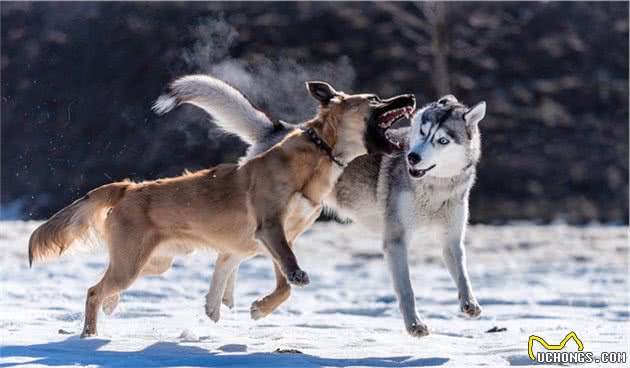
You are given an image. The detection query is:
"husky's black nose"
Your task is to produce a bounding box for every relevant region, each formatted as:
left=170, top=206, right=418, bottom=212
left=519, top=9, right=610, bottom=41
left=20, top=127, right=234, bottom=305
left=407, top=152, right=421, bottom=165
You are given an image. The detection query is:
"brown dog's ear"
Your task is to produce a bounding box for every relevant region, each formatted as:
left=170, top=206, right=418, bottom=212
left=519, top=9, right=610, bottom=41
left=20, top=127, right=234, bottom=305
left=306, top=81, right=337, bottom=105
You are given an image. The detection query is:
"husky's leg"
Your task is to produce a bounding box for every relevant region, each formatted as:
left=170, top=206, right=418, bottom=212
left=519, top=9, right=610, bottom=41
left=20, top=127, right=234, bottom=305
left=442, top=208, right=482, bottom=318
left=383, top=220, right=430, bottom=337
left=102, top=256, right=174, bottom=315
left=205, top=253, right=244, bottom=322
left=222, top=267, right=238, bottom=309
left=250, top=262, right=291, bottom=320
left=255, top=218, right=308, bottom=286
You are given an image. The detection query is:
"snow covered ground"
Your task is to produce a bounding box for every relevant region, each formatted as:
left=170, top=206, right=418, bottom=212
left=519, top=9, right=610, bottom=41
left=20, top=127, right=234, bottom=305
left=1, top=221, right=628, bottom=367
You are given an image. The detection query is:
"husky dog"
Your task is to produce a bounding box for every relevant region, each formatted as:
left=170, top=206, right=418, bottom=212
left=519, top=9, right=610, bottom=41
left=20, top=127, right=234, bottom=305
left=203, top=92, right=485, bottom=337
left=330, top=95, right=486, bottom=336
left=28, top=75, right=415, bottom=337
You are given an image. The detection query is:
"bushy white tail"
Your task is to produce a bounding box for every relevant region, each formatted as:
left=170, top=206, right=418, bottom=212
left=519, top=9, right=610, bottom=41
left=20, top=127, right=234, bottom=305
left=153, top=75, right=274, bottom=145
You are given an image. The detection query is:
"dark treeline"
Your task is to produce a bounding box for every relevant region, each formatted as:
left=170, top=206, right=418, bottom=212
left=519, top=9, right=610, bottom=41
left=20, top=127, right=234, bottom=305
left=1, top=2, right=628, bottom=223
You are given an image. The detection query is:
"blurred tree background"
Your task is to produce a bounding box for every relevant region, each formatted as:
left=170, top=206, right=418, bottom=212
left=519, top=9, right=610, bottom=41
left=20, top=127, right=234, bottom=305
left=1, top=1, right=628, bottom=224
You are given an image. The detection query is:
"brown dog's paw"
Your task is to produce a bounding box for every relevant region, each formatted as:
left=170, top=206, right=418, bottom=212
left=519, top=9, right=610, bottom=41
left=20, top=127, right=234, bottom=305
left=287, top=270, right=310, bottom=287
left=461, top=299, right=482, bottom=318
left=407, top=321, right=431, bottom=337
left=80, top=328, right=97, bottom=339
left=102, top=294, right=119, bottom=315
left=250, top=300, right=267, bottom=320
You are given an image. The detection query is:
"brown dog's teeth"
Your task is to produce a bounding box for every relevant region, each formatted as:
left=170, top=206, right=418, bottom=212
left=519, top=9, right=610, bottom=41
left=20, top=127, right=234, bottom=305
left=380, top=107, right=415, bottom=127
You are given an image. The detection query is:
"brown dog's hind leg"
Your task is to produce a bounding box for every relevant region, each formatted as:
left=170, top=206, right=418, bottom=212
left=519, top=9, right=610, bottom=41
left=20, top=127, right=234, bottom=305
left=81, top=233, right=157, bottom=338
left=81, top=265, right=141, bottom=338
left=141, top=256, right=174, bottom=276
left=255, top=219, right=308, bottom=287
left=222, top=266, right=238, bottom=309
left=101, top=256, right=173, bottom=315
left=250, top=262, right=291, bottom=320
left=101, top=294, right=120, bottom=316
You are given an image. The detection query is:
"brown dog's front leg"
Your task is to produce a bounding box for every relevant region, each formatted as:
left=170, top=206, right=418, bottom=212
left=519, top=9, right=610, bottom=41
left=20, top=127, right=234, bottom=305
left=250, top=263, right=291, bottom=319
left=255, top=219, right=309, bottom=287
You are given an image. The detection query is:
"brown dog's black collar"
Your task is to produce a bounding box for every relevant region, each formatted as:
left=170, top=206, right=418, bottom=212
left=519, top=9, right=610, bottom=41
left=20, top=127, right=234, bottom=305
left=302, top=127, right=346, bottom=168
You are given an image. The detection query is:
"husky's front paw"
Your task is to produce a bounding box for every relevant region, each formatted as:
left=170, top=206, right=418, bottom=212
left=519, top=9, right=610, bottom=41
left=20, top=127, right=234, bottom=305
left=222, top=294, right=234, bottom=309
left=460, top=298, right=482, bottom=318
left=205, top=302, right=221, bottom=322
left=287, top=270, right=310, bottom=287
left=406, top=321, right=431, bottom=337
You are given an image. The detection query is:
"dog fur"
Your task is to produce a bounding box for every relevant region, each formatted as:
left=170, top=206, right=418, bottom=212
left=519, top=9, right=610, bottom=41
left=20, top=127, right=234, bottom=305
left=207, top=93, right=486, bottom=337
left=28, top=75, right=415, bottom=337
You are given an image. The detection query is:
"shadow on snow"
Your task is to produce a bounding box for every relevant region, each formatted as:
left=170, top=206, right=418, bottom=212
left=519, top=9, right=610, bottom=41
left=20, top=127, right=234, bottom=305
left=0, top=336, right=449, bottom=367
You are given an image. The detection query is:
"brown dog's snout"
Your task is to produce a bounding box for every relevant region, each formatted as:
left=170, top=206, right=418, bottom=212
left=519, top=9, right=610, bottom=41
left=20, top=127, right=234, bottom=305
left=381, top=94, right=416, bottom=110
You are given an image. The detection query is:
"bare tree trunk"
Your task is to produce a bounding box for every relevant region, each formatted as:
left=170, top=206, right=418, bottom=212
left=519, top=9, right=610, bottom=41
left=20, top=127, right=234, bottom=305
left=375, top=1, right=452, bottom=97
left=425, top=2, right=450, bottom=96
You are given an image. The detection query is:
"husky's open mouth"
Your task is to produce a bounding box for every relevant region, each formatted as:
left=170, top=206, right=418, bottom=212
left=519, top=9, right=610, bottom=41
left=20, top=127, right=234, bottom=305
left=371, top=95, right=416, bottom=151
left=409, top=164, right=436, bottom=179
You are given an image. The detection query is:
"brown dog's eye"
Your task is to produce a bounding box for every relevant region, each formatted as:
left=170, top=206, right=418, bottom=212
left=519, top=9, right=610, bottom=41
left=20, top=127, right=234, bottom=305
left=367, top=96, right=380, bottom=102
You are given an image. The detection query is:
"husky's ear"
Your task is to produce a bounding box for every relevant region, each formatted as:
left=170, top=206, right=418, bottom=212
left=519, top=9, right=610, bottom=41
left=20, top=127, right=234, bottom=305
left=306, top=81, right=337, bottom=105
left=463, top=101, right=486, bottom=126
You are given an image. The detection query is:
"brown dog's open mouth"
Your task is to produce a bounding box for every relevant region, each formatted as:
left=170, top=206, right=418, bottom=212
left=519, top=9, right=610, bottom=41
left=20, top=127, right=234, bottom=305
left=373, top=94, right=416, bottom=150
left=376, top=95, right=416, bottom=129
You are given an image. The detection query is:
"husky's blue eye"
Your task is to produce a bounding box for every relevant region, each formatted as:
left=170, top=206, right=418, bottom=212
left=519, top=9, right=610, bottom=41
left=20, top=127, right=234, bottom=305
left=438, top=137, right=450, bottom=145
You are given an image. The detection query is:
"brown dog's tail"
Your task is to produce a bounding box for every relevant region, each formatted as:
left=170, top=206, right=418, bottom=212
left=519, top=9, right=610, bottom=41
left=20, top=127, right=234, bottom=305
left=28, top=182, right=129, bottom=267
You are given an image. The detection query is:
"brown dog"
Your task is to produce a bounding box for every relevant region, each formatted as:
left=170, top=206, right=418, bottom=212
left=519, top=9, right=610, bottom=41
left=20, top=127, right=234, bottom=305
left=28, top=76, right=415, bottom=337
